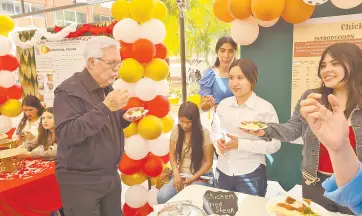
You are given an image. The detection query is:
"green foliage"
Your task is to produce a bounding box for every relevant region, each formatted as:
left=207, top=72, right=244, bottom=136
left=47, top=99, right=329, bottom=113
left=163, top=0, right=231, bottom=64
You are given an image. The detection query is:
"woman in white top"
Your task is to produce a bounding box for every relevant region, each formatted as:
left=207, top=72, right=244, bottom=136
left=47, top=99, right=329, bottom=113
left=15, top=95, right=44, bottom=147
left=19, top=107, right=57, bottom=160
left=211, top=59, right=281, bottom=196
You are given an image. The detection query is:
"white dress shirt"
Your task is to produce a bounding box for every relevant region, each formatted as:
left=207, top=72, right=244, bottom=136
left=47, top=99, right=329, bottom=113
left=211, top=92, right=281, bottom=176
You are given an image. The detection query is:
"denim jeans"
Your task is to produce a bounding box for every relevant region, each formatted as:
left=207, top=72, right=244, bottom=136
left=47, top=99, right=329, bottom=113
left=157, top=172, right=214, bottom=204
left=215, top=165, right=267, bottom=197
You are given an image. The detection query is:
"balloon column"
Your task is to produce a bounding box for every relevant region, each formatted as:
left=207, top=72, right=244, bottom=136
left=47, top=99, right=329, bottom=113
left=0, top=15, right=23, bottom=138
left=111, top=0, right=172, bottom=215
left=213, top=0, right=362, bottom=46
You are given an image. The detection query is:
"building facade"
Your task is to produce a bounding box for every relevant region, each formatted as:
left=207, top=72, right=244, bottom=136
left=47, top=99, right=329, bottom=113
left=0, top=0, right=112, bottom=29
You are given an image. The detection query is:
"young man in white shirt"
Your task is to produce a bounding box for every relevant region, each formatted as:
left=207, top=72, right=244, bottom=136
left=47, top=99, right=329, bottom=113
left=211, top=59, right=281, bottom=196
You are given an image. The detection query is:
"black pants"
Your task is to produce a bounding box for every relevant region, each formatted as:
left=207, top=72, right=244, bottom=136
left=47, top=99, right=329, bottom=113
left=215, top=165, right=267, bottom=197
left=59, top=175, right=122, bottom=216
left=302, top=172, right=355, bottom=215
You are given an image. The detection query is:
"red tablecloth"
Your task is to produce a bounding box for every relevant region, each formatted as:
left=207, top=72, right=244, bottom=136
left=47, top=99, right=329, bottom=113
left=0, top=159, right=62, bottom=216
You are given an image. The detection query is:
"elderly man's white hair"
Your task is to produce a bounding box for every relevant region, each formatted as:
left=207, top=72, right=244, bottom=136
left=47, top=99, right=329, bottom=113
left=84, top=36, right=120, bottom=67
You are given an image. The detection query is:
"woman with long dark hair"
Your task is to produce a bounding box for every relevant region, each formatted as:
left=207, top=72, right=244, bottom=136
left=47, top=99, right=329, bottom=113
left=157, top=102, right=214, bottom=204
left=243, top=42, right=362, bottom=215
left=18, top=107, right=57, bottom=160
left=15, top=95, right=44, bottom=147
left=199, top=36, right=238, bottom=111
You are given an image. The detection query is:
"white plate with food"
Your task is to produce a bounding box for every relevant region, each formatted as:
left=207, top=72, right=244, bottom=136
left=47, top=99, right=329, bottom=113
left=239, top=121, right=268, bottom=131
left=266, top=196, right=330, bottom=216
left=127, top=109, right=149, bottom=118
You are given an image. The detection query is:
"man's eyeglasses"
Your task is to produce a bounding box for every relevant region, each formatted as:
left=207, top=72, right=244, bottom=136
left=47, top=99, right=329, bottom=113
left=96, top=58, right=122, bottom=70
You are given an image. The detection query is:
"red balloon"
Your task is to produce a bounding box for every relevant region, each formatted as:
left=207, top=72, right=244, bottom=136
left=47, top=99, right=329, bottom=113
left=136, top=203, right=153, bottom=216
left=6, top=85, right=22, bottom=100
left=159, top=153, right=170, bottom=164
left=155, top=43, right=168, bottom=60
left=119, top=153, right=147, bottom=175
left=6, top=128, right=16, bottom=139
left=123, top=203, right=139, bottom=216
left=120, top=41, right=134, bottom=60
left=123, top=97, right=145, bottom=111
left=0, top=55, right=19, bottom=71
left=133, top=39, right=155, bottom=64
left=0, top=87, right=8, bottom=105
left=142, top=154, right=163, bottom=177
left=145, top=95, right=170, bottom=118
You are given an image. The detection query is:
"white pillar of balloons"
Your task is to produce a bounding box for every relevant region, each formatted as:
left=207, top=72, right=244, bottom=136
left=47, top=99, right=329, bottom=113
left=0, top=15, right=24, bottom=138
left=110, top=0, right=174, bottom=215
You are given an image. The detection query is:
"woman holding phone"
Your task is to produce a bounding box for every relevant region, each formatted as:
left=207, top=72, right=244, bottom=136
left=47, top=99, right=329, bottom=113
left=15, top=95, right=44, bottom=148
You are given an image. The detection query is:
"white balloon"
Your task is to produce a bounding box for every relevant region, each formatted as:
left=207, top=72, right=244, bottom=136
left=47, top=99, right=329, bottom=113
left=113, top=18, right=140, bottom=43
left=331, top=0, right=362, bottom=8
left=112, top=78, right=136, bottom=97
left=125, top=185, right=148, bottom=208
left=255, top=17, right=279, bottom=28
left=140, top=19, right=166, bottom=44
left=155, top=80, right=169, bottom=97
left=124, top=135, right=149, bottom=160
left=231, top=17, right=259, bottom=46
left=303, top=0, right=329, bottom=5
left=0, top=71, right=16, bottom=88
left=0, top=115, right=12, bottom=133
left=149, top=133, right=170, bottom=156
left=0, top=36, right=12, bottom=56
left=135, top=78, right=157, bottom=101
left=147, top=187, right=159, bottom=207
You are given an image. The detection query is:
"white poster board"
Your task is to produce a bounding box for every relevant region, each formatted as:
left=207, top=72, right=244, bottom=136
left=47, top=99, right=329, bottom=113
left=34, top=36, right=93, bottom=106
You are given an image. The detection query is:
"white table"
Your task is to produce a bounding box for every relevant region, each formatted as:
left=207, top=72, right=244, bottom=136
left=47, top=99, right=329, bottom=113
left=157, top=185, right=351, bottom=216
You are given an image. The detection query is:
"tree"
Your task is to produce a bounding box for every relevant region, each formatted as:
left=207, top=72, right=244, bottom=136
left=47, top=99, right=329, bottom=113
left=163, top=0, right=231, bottom=65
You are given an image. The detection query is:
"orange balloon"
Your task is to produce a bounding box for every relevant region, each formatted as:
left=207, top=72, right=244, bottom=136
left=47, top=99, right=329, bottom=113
left=228, top=0, right=252, bottom=20
left=251, top=0, right=285, bottom=21
left=281, top=0, right=315, bottom=24
left=133, top=39, right=155, bottom=64
left=122, top=97, right=145, bottom=111
left=213, top=0, right=235, bottom=23
left=142, top=154, right=163, bottom=177
left=119, top=153, right=146, bottom=175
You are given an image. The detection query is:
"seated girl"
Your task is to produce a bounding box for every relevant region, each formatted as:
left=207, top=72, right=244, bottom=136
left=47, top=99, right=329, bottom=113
left=18, top=107, right=57, bottom=160
left=15, top=95, right=44, bottom=148
left=157, top=102, right=214, bottom=204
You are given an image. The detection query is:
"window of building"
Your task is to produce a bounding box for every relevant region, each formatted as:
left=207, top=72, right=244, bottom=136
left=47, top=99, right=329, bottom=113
left=93, top=14, right=111, bottom=22
left=54, top=10, right=88, bottom=26
left=30, top=4, right=45, bottom=18
left=0, top=0, right=45, bottom=18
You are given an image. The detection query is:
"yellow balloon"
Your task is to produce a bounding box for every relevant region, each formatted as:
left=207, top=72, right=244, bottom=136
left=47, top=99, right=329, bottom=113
left=151, top=176, right=159, bottom=186
left=153, top=1, right=168, bottom=20
left=121, top=172, right=147, bottom=186
left=138, top=115, right=163, bottom=140
left=130, top=0, right=156, bottom=23
left=161, top=114, right=174, bottom=133
left=0, top=32, right=8, bottom=37
left=0, top=15, right=15, bottom=33
left=1, top=99, right=22, bottom=117
left=187, top=94, right=201, bottom=109
left=118, top=58, right=144, bottom=83
left=144, top=58, right=169, bottom=81
left=111, top=0, right=131, bottom=21
left=123, top=122, right=138, bottom=138
left=168, top=96, right=180, bottom=105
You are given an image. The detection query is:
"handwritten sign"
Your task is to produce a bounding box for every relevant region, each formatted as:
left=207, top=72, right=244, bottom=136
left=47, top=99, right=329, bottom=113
left=203, top=190, right=238, bottom=216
